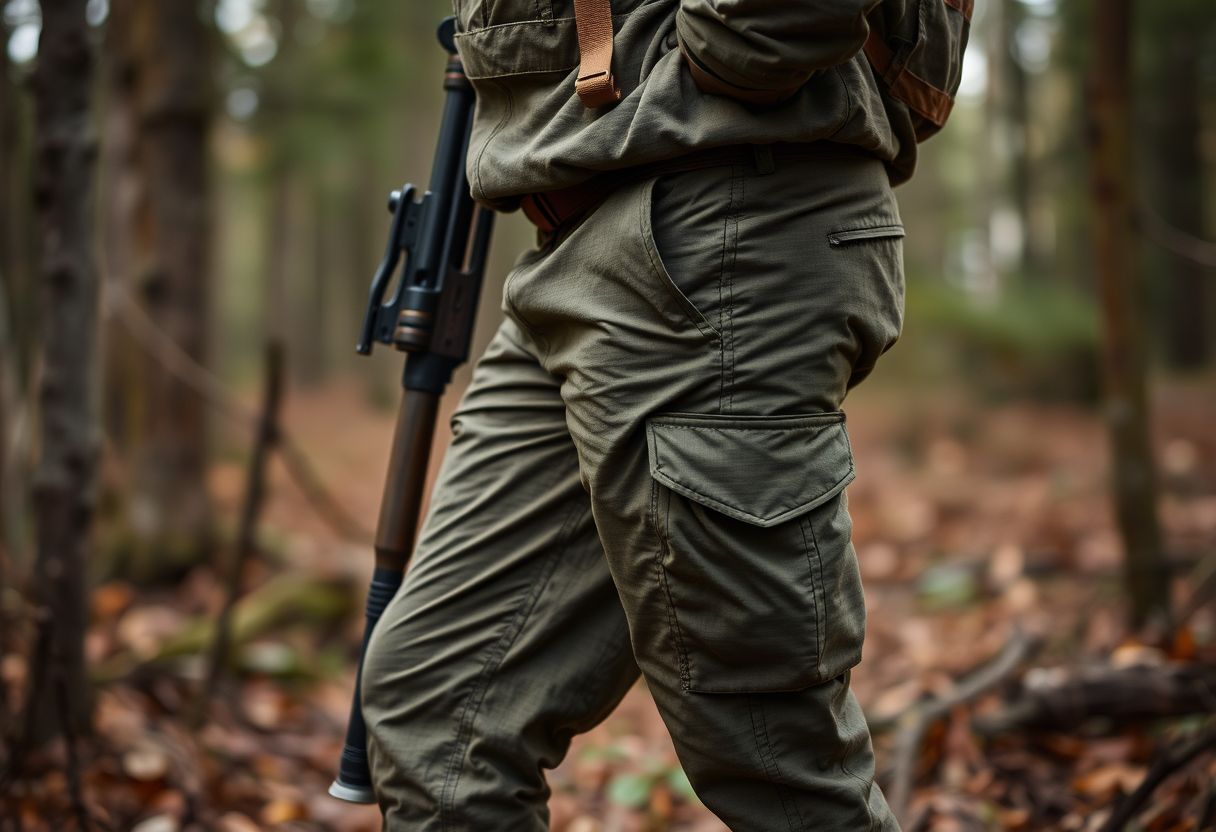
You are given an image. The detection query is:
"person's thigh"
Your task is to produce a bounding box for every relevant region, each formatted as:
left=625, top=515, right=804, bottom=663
left=505, top=150, right=903, bottom=831
left=361, top=319, right=640, bottom=831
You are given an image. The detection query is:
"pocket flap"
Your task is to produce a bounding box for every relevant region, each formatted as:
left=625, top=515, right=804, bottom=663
left=645, top=412, right=855, bottom=528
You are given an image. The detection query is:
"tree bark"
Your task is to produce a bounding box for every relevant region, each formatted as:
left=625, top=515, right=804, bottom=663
left=1085, top=0, right=1170, bottom=628
left=28, top=0, right=99, bottom=743
left=105, top=0, right=215, bottom=582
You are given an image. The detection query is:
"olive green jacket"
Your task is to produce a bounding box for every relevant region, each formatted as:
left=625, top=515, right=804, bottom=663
left=452, top=0, right=918, bottom=205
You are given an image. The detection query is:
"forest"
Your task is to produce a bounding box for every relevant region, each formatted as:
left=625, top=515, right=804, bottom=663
left=1, top=0, right=1215, bottom=830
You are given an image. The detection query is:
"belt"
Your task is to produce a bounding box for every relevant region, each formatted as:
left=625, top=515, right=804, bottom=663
left=519, top=142, right=867, bottom=235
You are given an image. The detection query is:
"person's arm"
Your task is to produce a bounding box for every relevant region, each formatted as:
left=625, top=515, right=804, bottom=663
left=677, top=0, right=881, bottom=104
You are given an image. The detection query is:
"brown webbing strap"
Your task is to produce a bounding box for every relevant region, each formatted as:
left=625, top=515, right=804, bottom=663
left=573, top=0, right=621, bottom=108
left=863, top=29, right=953, bottom=128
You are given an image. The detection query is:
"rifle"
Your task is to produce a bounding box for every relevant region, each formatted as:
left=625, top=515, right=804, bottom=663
left=329, top=16, right=494, bottom=804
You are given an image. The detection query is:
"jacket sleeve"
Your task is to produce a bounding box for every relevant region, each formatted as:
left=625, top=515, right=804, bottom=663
left=676, top=0, right=881, bottom=104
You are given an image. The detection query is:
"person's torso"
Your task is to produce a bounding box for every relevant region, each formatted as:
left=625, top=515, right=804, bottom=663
left=452, top=0, right=918, bottom=206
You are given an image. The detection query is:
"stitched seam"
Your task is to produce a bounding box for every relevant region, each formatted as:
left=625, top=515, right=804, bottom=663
left=827, top=64, right=853, bottom=141
left=437, top=499, right=581, bottom=827
left=456, top=11, right=630, bottom=36
left=473, top=79, right=513, bottom=204
left=502, top=261, right=554, bottom=362
left=656, top=470, right=851, bottom=526
left=723, top=166, right=742, bottom=414
left=650, top=424, right=845, bottom=433
left=800, top=517, right=825, bottom=677
left=650, top=477, right=692, bottom=690
left=748, top=696, right=805, bottom=832
left=839, top=758, right=879, bottom=832
left=641, top=180, right=721, bottom=342
left=760, top=703, right=807, bottom=831
left=717, top=173, right=730, bottom=413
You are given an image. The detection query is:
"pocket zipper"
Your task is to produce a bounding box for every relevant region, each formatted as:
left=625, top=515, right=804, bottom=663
left=827, top=225, right=906, bottom=246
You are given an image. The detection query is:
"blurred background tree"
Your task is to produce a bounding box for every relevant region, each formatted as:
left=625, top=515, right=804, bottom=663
left=100, top=0, right=216, bottom=583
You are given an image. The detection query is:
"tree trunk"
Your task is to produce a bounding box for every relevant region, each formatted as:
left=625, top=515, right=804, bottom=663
left=1003, top=0, right=1041, bottom=277
left=0, top=267, right=25, bottom=577
left=106, top=0, right=215, bottom=582
left=0, top=34, right=19, bottom=574
left=2, top=18, right=38, bottom=386
left=99, top=0, right=140, bottom=456
left=1085, top=0, right=1170, bottom=628
left=28, top=0, right=99, bottom=743
left=1156, top=29, right=1208, bottom=370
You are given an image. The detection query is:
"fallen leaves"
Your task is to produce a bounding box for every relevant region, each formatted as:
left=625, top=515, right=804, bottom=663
left=2, top=382, right=1214, bottom=830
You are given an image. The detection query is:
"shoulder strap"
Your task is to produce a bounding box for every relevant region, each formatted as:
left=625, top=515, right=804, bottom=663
left=573, top=0, right=621, bottom=108
left=863, top=0, right=974, bottom=130
left=863, top=30, right=954, bottom=129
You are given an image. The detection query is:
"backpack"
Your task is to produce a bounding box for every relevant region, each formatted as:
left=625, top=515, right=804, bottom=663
left=864, top=0, right=973, bottom=141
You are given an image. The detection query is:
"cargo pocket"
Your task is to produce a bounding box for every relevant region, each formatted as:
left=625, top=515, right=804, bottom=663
left=646, top=412, right=867, bottom=694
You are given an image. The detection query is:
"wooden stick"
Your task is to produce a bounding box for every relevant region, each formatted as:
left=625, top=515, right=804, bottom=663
left=972, top=663, right=1216, bottom=736
left=1100, top=728, right=1216, bottom=832
left=882, top=628, right=1043, bottom=822
left=193, top=342, right=284, bottom=726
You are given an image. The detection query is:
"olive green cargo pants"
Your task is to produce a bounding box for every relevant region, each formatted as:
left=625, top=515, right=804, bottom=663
left=362, top=149, right=905, bottom=831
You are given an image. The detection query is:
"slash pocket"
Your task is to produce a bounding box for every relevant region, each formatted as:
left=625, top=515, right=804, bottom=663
left=827, top=224, right=905, bottom=247
left=646, top=412, right=867, bottom=693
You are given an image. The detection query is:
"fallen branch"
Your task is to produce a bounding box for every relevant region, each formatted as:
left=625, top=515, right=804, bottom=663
left=1176, top=550, right=1216, bottom=630
left=880, top=628, right=1043, bottom=822
left=194, top=342, right=283, bottom=727
left=972, top=662, right=1216, bottom=736
left=1100, top=727, right=1216, bottom=832
left=107, top=289, right=372, bottom=544
left=93, top=573, right=355, bottom=684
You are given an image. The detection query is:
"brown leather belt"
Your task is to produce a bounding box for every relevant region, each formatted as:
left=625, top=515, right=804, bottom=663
left=519, top=143, right=869, bottom=235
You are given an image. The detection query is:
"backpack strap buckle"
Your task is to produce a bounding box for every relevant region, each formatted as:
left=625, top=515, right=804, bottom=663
left=573, top=0, right=621, bottom=108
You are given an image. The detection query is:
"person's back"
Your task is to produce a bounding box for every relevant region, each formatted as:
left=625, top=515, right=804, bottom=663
left=361, top=2, right=967, bottom=829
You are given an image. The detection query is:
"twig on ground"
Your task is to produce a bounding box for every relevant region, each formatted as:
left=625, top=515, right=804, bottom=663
left=972, top=662, right=1216, bottom=736
left=881, top=627, right=1043, bottom=822
left=1100, top=727, right=1216, bottom=832
left=1176, top=550, right=1216, bottom=630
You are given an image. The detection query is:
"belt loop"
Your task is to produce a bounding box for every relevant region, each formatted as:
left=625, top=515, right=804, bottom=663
left=752, top=145, right=775, bottom=175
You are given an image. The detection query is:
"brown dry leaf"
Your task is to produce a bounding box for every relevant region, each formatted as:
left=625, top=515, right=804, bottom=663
left=123, top=743, right=169, bottom=782
left=261, top=797, right=308, bottom=825
left=1072, top=763, right=1146, bottom=798
left=649, top=784, right=673, bottom=819
left=998, top=806, right=1032, bottom=830
left=93, top=581, right=136, bottom=620
left=217, top=813, right=261, bottom=832
left=244, top=682, right=288, bottom=730
left=116, top=605, right=186, bottom=659
left=1168, top=627, right=1197, bottom=662
left=1111, top=642, right=1167, bottom=668
left=1, top=651, right=27, bottom=689
left=130, top=815, right=179, bottom=832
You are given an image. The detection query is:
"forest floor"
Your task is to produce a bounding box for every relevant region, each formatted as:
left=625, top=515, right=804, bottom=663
left=2, top=375, right=1215, bottom=832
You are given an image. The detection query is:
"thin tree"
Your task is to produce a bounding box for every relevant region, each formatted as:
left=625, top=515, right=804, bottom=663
left=27, top=0, right=98, bottom=743
left=1085, top=0, right=1170, bottom=627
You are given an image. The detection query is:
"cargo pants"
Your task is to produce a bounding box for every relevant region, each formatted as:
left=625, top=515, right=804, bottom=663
left=362, top=148, right=905, bottom=831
